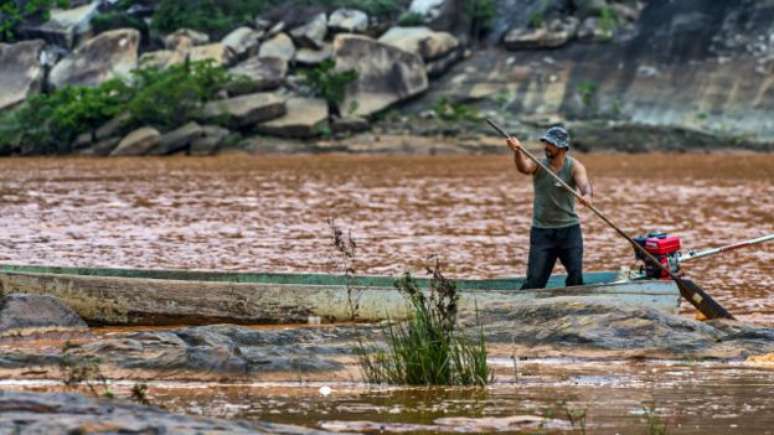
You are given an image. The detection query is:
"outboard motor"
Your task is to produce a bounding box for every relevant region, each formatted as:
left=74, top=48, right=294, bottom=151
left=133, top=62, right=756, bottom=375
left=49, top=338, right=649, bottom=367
left=633, top=232, right=682, bottom=279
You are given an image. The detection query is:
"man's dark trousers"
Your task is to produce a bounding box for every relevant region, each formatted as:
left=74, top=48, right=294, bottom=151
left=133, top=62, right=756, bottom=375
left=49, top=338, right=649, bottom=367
left=520, top=224, right=584, bottom=289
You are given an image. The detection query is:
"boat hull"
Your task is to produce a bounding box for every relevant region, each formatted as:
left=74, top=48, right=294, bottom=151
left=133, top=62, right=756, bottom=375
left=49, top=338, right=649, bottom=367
left=0, top=265, right=681, bottom=325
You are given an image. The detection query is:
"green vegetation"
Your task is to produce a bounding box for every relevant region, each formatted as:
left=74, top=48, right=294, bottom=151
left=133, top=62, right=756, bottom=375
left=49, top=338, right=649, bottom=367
left=0, top=0, right=69, bottom=41
left=528, top=10, right=544, bottom=28
left=465, top=0, right=495, bottom=39
left=433, top=97, right=481, bottom=122
left=92, top=11, right=147, bottom=35
left=576, top=80, right=598, bottom=111
left=598, top=5, right=619, bottom=38
left=642, top=401, right=668, bottom=435
left=151, top=0, right=405, bottom=36
left=301, top=59, right=358, bottom=113
left=357, top=263, right=490, bottom=386
left=0, top=60, right=235, bottom=154
left=398, top=11, right=424, bottom=26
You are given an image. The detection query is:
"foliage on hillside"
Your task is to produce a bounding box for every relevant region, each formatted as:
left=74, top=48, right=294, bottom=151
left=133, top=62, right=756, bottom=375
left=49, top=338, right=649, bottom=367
left=0, top=60, right=234, bottom=155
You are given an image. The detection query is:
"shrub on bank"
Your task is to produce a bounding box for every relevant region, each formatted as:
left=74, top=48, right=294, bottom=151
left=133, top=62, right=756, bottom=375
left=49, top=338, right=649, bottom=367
left=301, top=59, right=358, bottom=114
left=0, top=60, right=236, bottom=155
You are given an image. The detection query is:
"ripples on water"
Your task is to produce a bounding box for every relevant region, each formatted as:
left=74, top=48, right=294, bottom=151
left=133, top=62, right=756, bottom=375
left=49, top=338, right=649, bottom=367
left=0, top=154, right=771, bottom=323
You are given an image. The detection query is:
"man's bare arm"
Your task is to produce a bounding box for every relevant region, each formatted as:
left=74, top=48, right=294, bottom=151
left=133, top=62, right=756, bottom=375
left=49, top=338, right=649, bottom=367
left=572, top=160, right=593, bottom=207
left=506, top=137, right=537, bottom=175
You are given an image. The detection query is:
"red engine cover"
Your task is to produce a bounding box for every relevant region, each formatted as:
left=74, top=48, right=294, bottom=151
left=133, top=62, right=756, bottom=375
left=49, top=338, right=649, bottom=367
left=645, top=235, right=681, bottom=255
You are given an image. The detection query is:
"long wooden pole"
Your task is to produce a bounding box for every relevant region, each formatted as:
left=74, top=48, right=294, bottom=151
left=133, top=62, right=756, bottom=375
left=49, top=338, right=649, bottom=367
left=486, top=119, right=734, bottom=320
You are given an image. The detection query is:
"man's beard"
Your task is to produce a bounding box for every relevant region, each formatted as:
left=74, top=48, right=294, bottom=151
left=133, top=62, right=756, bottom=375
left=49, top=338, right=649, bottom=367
left=544, top=149, right=555, bottom=160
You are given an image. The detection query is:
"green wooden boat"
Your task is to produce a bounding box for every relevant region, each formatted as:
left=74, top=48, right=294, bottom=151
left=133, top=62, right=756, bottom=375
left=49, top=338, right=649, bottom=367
left=0, top=264, right=681, bottom=326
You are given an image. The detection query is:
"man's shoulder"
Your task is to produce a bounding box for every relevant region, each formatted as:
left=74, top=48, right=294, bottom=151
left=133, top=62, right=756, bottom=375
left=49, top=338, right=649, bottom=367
left=570, top=156, right=586, bottom=172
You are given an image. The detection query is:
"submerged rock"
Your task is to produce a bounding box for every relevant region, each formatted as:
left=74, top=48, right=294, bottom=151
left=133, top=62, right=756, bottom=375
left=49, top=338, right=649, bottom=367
left=0, top=294, right=87, bottom=338
left=0, top=391, right=335, bottom=434
left=476, top=301, right=774, bottom=359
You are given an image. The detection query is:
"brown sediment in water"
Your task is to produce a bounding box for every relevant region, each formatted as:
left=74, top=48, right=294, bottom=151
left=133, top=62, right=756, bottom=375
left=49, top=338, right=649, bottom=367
left=0, top=153, right=771, bottom=324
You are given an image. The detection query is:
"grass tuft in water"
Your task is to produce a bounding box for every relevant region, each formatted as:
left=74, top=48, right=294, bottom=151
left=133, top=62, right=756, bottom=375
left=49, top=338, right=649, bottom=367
left=358, top=259, right=490, bottom=386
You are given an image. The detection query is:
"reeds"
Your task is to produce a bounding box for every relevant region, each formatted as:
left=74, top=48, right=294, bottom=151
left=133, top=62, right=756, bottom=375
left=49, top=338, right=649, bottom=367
left=358, top=260, right=490, bottom=386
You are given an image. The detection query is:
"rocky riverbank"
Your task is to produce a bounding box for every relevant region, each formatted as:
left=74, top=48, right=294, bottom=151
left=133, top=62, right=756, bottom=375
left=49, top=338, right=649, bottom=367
left=1, top=0, right=773, bottom=156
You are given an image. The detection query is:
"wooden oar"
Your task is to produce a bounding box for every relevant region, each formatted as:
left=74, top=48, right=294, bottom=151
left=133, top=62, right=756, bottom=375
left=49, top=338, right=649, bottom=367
left=486, top=118, right=734, bottom=320
left=679, top=233, right=774, bottom=263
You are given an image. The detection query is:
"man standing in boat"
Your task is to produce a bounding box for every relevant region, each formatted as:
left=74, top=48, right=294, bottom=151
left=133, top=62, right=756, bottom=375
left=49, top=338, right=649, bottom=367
left=506, top=126, right=593, bottom=289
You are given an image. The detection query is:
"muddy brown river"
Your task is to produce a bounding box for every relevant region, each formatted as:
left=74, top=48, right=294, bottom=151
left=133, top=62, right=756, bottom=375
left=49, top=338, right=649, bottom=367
left=0, top=152, right=773, bottom=434
left=1, top=153, right=771, bottom=322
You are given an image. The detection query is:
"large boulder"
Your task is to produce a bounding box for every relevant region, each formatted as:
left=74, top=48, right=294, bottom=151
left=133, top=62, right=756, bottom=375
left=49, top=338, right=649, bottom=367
left=138, top=49, right=186, bottom=69
left=0, top=294, right=87, bottom=338
left=188, top=43, right=236, bottom=66
left=257, top=97, right=329, bottom=138
left=110, top=127, right=161, bottom=156
left=228, top=56, right=288, bottom=92
left=328, top=8, right=369, bottom=33
left=18, top=2, right=100, bottom=49
left=190, top=125, right=232, bottom=156
left=201, top=92, right=286, bottom=128
left=503, top=17, right=579, bottom=49
left=0, top=40, right=46, bottom=112
left=163, top=28, right=210, bottom=51
left=149, top=122, right=205, bottom=155
left=289, top=12, right=328, bottom=49
left=258, top=33, right=295, bottom=62
left=378, top=26, right=460, bottom=61
left=333, top=34, right=428, bottom=117
left=294, top=44, right=332, bottom=66
left=222, top=26, right=263, bottom=59
left=49, top=28, right=139, bottom=88
left=409, top=0, right=470, bottom=38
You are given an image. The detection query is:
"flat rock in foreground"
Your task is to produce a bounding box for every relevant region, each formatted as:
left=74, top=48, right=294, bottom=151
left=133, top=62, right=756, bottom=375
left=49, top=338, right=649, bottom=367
left=0, top=391, right=337, bottom=434
left=0, top=294, right=87, bottom=338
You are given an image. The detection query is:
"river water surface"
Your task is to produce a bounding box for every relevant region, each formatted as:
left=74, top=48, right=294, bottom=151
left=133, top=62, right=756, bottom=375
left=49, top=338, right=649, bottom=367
left=1, top=153, right=773, bottom=434
left=1, top=153, right=771, bottom=322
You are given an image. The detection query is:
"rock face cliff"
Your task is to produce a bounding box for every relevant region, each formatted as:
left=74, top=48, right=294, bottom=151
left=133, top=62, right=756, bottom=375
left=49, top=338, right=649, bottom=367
left=409, top=0, right=774, bottom=150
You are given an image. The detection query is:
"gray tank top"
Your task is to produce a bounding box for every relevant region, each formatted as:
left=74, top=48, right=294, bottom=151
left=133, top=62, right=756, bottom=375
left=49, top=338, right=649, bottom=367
left=532, top=156, right=580, bottom=229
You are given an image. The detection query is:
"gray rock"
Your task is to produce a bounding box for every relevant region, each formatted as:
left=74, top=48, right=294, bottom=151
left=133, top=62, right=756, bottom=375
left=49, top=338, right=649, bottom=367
left=333, top=34, right=428, bottom=117
left=503, top=17, right=579, bottom=49
left=294, top=44, right=332, bottom=66
left=222, top=26, right=264, bottom=59
left=49, top=28, right=139, bottom=88
left=577, top=16, right=612, bottom=42
left=150, top=122, right=205, bottom=155
left=331, top=115, right=370, bottom=134
left=409, top=0, right=448, bottom=21
left=18, top=2, right=100, bottom=48
left=71, top=113, right=131, bottom=149
left=77, top=136, right=121, bottom=156
left=163, top=28, right=210, bottom=51
left=426, top=47, right=463, bottom=77
left=138, top=49, right=186, bottom=69
left=378, top=26, right=460, bottom=61
left=259, top=33, right=295, bottom=62
left=201, top=92, right=286, bottom=128
left=0, top=40, right=46, bottom=112
left=0, top=391, right=337, bottom=434
left=0, top=294, right=87, bottom=337
left=110, top=127, right=161, bottom=156
left=290, top=12, right=328, bottom=49
left=228, top=56, right=288, bottom=92
left=188, top=43, right=237, bottom=67
left=257, top=97, right=329, bottom=138
left=190, top=125, right=231, bottom=156
left=328, top=8, right=369, bottom=33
